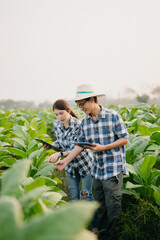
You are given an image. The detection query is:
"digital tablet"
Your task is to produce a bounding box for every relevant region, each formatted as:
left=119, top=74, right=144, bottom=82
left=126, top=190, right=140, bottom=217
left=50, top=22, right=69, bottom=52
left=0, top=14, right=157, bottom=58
left=73, top=142, right=95, bottom=148
left=34, top=138, right=61, bottom=152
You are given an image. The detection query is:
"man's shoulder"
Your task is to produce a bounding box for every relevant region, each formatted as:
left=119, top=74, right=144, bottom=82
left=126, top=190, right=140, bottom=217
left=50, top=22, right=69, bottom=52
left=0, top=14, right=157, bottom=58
left=101, top=106, right=119, bottom=117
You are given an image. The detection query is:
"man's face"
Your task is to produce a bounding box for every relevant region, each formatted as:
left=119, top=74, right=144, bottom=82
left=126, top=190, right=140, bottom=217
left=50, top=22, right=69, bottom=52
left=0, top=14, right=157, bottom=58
left=76, top=98, right=92, bottom=114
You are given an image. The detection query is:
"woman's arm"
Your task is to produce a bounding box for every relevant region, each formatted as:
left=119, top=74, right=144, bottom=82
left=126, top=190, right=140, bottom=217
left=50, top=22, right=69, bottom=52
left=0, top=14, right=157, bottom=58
left=55, top=146, right=83, bottom=171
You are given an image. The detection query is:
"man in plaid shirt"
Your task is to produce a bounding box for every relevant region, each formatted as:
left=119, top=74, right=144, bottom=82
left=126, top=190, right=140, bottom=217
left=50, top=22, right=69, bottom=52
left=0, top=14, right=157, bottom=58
left=56, top=85, right=129, bottom=240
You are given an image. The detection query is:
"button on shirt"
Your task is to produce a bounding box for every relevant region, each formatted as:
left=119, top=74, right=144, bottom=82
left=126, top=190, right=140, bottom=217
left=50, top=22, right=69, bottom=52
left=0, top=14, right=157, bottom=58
left=53, top=116, right=93, bottom=178
left=78, top=106, right=129, bottom=180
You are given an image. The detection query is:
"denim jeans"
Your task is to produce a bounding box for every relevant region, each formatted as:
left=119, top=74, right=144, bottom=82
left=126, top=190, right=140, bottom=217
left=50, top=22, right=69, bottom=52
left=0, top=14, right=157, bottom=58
left=66, top=168, right=98, bottom=228
left=66, top=168, right=94, bottom=201
left=94, top=172, right=123, bottom=240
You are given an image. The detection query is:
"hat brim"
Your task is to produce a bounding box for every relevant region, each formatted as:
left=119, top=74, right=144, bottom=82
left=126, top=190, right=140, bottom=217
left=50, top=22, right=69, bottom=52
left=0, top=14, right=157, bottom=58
left=75, top=93, right=105, bottom=101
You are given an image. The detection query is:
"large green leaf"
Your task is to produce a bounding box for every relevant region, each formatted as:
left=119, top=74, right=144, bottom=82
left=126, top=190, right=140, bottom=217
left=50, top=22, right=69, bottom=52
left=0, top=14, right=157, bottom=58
left=34, top=161, right=56, bottom=177
left=139, top=156, right=156, bottom=185
left=19, top=186, right=51, bottom=209
left=1, top=160, right=31, bottom=197
left=12, top=138, right=26, bottom=149
left=126, top=181, right=143, bottom=189
left=19, top=201, right=98, bottom=240
left=0, top=198, right=97, bottom=240
left=42, top=192, right=62, bottom=207
left=0, top=149, right=10, bottom=156
left=134, top=137, right=149, bottom=156
left=150, top=131, right=160, bottom=145
left=138, top=122, right=160, bottom=136
left=151, top=185, right=160, bottom=206
left=0, top=127, right=4, bottom=133
left=0, top=141, right=10, bottom=147
left=6, top=147, right=27, bottom=158
left=0, top=157, right=17, bottom=167
left=147, top=144, right=160, bottom=151
left=25, top=176, right=57, bottom=192
left=28, top=149, right=44, bottom=160
left=126, top=136, right=149, bottom=161
left=154, top=191, right=160, bottom=206
left=12, top=125, right=32, bottom=143
left=0, top=196, right=23, bottom=240
left=140, top=112, right=157, bottom=123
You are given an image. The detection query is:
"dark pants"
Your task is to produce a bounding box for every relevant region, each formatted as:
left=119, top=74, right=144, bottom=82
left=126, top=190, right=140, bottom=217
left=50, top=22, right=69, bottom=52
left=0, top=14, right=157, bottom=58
left=94, top=172, right=123, bottom=240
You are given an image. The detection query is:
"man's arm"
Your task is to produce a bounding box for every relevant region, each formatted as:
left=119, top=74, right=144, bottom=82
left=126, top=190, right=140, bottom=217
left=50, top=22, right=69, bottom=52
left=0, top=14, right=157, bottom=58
left=88, top=138, right=128, bottom=153
left=55, top=145, right=83, bottom=171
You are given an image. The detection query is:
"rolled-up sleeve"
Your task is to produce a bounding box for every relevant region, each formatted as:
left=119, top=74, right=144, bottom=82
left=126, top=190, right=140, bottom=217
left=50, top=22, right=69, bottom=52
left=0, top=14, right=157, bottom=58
left=113, top=113, right=129, bottom=139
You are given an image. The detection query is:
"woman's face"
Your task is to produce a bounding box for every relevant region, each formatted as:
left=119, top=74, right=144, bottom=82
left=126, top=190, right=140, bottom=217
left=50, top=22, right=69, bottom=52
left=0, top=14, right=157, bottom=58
left=54, top=109, right=70, bottom=125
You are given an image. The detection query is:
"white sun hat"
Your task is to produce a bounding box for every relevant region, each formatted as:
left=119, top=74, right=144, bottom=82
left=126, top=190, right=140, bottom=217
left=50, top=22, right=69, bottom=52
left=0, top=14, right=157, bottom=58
left=75, top=84, right=105, bottom=101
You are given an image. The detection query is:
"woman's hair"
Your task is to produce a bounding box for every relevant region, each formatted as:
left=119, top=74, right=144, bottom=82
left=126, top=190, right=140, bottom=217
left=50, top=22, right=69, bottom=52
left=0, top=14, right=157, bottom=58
left=53, top=99, right=79, bottom=119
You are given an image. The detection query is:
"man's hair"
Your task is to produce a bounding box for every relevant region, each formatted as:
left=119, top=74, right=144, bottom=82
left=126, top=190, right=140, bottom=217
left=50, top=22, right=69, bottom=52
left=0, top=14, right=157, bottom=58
left=86, top=97, right=98, bottom=103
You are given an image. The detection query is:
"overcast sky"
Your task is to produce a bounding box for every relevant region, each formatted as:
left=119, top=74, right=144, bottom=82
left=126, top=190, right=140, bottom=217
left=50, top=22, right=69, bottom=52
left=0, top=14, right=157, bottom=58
left=0, top=0, right=160, bottom=103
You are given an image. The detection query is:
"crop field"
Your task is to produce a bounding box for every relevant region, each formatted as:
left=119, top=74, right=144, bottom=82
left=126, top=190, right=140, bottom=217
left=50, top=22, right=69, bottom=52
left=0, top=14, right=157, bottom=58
left=0, top=104, right=160, bottom=240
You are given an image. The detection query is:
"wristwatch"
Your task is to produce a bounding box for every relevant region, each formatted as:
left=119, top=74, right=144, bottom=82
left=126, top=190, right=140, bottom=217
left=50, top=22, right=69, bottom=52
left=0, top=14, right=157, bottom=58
left=60, top=151, right=63, bottom=157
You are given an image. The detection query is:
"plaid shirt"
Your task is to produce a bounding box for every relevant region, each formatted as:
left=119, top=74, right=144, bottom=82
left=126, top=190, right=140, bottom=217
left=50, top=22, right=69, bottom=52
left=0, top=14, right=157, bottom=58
left=53, top=116, right=93, bottom=178
left=78, top=106, right=129, bottom=180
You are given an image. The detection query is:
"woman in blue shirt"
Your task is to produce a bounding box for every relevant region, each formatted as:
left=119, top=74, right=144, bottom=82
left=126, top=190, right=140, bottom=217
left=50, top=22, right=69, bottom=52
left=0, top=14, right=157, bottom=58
left=47, top=99, right=94, bottom=202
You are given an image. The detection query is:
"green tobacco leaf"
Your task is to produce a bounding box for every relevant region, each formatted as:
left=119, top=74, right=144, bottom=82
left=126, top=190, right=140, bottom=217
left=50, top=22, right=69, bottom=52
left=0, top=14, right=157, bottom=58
left=138, top=122, right=160, bottom=136
left=150, top=131, right=160, bottom=145
left=122, top=189, right=140, bottom=199
left=6, top=147, right=27, bottom=158
left=36, top=152, right=48, bottom=168
left=126, top=181, right=143, bottom=189
left=75, top=229, right=97, bottom=240
left=19, top=186, right=51, bottom=209
left=27, top=144, right=38, bottom=156
left=34, top=162, right=56, bottom=177
left=12, top=138, right=26, bottom=149
left=12, top=125, right=32, bottom=143
left=19, top=201, right=98, bottom=240
left=126, top=136, right=149, bottom=160
left=1, top=159, right=31, bottom=198
left=0, top=157, right=17, bottom=167
left=147, top=144, right=160, bottom=151
left=134, top=137, right=149, bottom=156
left=0, top=149, right=9, bottom=156
left=139, top=156, right=156, bottom=185
left=28, top=149, right=44, bottom=160
left=154, top=191, right=160, bottom=206
left=151, top=185, right=160, bottom=193
left=141, top=112, right=157, bottom=123
left=0, top=127, right=4, bottom=133
left=0, top=141, right=10, bottom=147
left=151, top=185, right=160, bottom=205
left=0, top=196, right=23, bottom=240
left=42, top=192, right=62, bottom=207
left=126, top=163, right=137, bottom=175
left=25, top=176, right=57, bottom=192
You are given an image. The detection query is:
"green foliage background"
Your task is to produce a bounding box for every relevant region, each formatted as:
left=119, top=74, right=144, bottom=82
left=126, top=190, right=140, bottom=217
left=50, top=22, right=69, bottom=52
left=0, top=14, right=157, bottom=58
left=0, top=103, right=160, bottom=239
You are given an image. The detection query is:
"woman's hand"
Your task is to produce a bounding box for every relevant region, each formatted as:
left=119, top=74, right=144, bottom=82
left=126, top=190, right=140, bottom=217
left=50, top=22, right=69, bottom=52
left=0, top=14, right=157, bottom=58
left=48, top=152, right=60, bottom=163
left=43, top=143, right=50, bottom=150
left=54, top=159, right=68, bottom=171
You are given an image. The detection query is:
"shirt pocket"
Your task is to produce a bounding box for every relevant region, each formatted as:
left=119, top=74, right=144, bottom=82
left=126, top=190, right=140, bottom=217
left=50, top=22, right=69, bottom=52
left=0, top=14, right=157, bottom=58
left=101, top=126, right=115, bottom=144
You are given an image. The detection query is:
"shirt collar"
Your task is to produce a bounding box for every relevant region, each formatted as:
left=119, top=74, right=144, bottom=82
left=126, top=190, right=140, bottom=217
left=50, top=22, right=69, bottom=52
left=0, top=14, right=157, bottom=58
left=86, top=105, right=106, bottom=121
left=58, top=115, right=75, bottom=130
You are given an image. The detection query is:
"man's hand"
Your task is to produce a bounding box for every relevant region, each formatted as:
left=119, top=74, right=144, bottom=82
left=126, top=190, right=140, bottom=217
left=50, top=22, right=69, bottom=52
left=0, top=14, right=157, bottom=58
left=54, top=159, right=68, bottom=171
left=48, top=152, right=60, bottom=163
left=87, top=143, right=105, bottom=152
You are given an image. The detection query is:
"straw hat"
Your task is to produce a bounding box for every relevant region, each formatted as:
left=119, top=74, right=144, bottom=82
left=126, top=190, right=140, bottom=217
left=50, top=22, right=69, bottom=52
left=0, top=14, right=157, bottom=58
left=75, top=84, right=105, bottom=101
